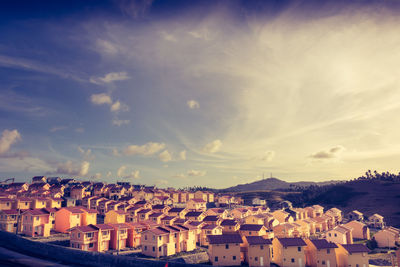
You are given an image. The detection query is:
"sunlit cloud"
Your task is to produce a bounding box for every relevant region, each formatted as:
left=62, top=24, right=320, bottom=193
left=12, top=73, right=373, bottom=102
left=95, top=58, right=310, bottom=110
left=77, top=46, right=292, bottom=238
left=203, top=139, right=222, bottom=154
left=117, top=165, right=140, bottom=179
left=159, top=150, right=172, bottom=162
left=187, top=100, right=200, bottom=109
left=0, top=129, right=21, bottom=155
left=90, top=72, right=129, bottom=84
left=123, top=142, right=166, bottom=156
left=51, top=160, right=90, bottom=176
left=310, top=146, right=346, bottom=160
left=187, top=169, right=206, bottom=177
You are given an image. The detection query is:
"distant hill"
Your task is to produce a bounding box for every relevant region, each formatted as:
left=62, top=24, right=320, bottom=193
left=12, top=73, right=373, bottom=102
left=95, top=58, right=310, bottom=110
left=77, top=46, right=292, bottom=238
left=284, top=179, right=400, bottom=228
left=223, top=177, right=339, bottom=192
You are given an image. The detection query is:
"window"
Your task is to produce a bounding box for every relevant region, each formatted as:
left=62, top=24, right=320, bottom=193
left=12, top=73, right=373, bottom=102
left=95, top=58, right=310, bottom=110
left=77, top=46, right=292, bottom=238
left=255, top=257, right=258, bottom=261
left=152, top=246, right=155, bottom=251
left=225, top=244, right=229, bottom=249
left=322, top=260, right=326, bottom=265
left=329, top=233, right=331, bottom=237
left=260, top=245, right=264, bottom=250
left=159, top=236, right=162, bottom=240
left=6, top=202, right=9, bottom=206
left=78, top=233, right=81, bottom=238
left=144, top=246, right=147, bottom=251
left=327, top=248, right=330, bottom=254
left=77, top=244, right=80, bottom=249
left=86, top=233, right=93, bottom=238
left=145, top=235, right=147, bottom=240
left=89, top=243, right=94, bottom=248
left=298, top=246, right=301, bottom=252
left=215, top=256, right=218, bottom=262
left=291, top=258, right=295, bottom=263
left=233, top=256, right=236, bottom=260
left=159, top=247, right=161, bottom=252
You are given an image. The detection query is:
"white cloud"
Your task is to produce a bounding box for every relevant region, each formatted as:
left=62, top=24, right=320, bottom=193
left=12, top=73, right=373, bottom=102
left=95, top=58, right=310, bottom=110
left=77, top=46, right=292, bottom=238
left=96, top=39, right=119, bottom=55
left=123, top=142, right=165, bottom=156
left=260, top=150, right=275, bottom=162
left=93, top=173, right=102, bottom=179
left=203, top=139, right=222, bottom=154
left=117, top=165, right=140, bottom=179
left=159, top=150, right=172, bottom=162
left=179, top=150, right=186, bottom=161
left=110, top=101, right=121, bottom=112
left=78, top=146, right=94, bottom=160
left=50, top=126, right=67, bottom=133
left=172, top=173, right=186, bottom=179
left=187, top=100, right=200, bottom=109
left=187, top=169, right=207, bottom=177
left=112, top=148, right=121, bottom=157
left=0, top=129, right=21, bottom=155
left=106, top=171, right=112, bottom=178
left=160, top=31, right=177, bottom=42
left=112, top=119, right=130, bottom=126
left=90, top=93, right=112, bottom=105
left=53, top=160, right=90, bottom=177
left=309, top=146, right=346, bottom=160
left=90, top=72, right=129, bottom=84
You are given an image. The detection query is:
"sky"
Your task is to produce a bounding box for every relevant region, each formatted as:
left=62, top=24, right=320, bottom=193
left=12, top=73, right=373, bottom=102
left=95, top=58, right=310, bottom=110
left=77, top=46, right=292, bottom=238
left=1, top=0, right=400, bottom=188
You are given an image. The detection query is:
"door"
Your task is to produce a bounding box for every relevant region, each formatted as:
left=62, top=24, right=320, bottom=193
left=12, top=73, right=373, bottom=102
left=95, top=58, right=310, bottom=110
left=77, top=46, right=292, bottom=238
left=327, top=260, right=330, bottom=267
left=260, top=256, right=263, bottom=266
left=299, top=258, right=302, bottom=267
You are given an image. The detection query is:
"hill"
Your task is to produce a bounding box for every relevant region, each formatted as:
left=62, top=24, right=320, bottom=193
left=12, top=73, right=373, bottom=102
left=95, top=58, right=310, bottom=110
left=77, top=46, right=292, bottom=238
left=223, top=177, right=339, bottom=192
left=284, top=179, right=400, bottom=228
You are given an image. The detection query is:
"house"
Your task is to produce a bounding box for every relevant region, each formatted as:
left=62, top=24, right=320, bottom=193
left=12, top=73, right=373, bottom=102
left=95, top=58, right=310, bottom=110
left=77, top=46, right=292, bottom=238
left=312, top=205, right=324, bottom=217
left=160, top=216, right=177, bottom=226
left=149, top=212, right=165, bottom=224
left=325, top=207, right=343, bottom=225
left=230, top=208, right=251, bottom=219
left=105, top=210, right=127, bottom=224
left=272, top=237, right=307, bottom=267
left=337, top=244, right=370, bottom=267
left=69, top=225, right=100, bottom=252
left=243, top=236, right=272, bottom=267
left=14, top=197, right=33, bottom=210
left=137, top=209, right=153, bottom=221
left=202, top=215, right=222, bottom=226
left=206, top=208, right=228, bottom=219
left=305, top=239, right=339, bottom=267
left=194, top=191, right=208, bottom=202
left=141, top=227, right=173, bottom=258
left=109, top=223, right=130, bottom=250
left=373, top=227, right=400, bottom=248
left=272, top=210, right=293, bottom=224
left=151, top=196, right=173, bottom=206
left=239, top=224, right=268, bottom=237
left=46, top=198, right=62, bottom=209
left=54, top=207, right=97, bottom=233
left=326, top=225, right=353, bottom=244
left=21, top=209, right=51, bottom=237
left=273, top=223, right=296, bottom=238
left=252, top=197, right=266, bottom=206
left=185, top=211, right=206, bottom=222
left=151, top=204, right=170, bottom=214
left=207, top=234, right=243, bottom=266
left=200, top=225, right=223, bottom=246
left=368, top=213, right=385, bottom=229
left=0, top=197, right=13, bottom=210
left=31, top=198, right=48, bottom=209
left=220, top=219, right=240, bottom=233
left=46, top=177, right=61, bottom=185
left=0, top=209, right=19, bottom=233
left=167, top=207, right=188, bottom=218
left=345, top=210, right=364, bottom=221
left=186, top=198, right=207, bottom=211
left=344, top=221, right=370, bottom=240
left=32, top=176, right=47, bottom=184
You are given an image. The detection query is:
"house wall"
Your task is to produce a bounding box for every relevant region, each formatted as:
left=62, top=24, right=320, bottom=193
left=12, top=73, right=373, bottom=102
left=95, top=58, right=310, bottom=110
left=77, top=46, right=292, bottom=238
left=304, top=241, right=337, bottom=267
left=81, top=212, right=97, bottom=226
left=326, top=230, right=347, bottom=244
left=374, top=230, right=398, bottom=248
left=272, top=239, right=305, bottom=267
left=248, top=244, right=271, bottom=267
left=208, top=243, right=241, bottom=266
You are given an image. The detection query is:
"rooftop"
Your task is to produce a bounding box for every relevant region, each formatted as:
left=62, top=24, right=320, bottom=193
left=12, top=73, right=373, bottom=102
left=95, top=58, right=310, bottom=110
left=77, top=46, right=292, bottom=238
left=208, top=234, right=243, bottom=245
left=277, top=237, right=307, bottom=247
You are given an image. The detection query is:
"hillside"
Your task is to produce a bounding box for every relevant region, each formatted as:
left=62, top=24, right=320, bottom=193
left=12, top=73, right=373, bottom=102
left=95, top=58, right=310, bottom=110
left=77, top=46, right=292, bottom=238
left=284, top=179, right=400, bottom=227
left=223, top=177, right=339, bottom=192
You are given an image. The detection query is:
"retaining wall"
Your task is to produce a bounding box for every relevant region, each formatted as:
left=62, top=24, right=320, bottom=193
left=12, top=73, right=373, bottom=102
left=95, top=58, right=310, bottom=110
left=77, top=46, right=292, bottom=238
left=0, top=231, right=209, bottom=267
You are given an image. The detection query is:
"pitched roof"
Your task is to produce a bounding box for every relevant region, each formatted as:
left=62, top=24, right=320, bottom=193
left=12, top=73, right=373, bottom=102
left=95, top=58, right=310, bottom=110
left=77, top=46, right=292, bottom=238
left=277, top=237, right=307, bottom=247
left=23, top=209, right=49, bottom=216
left=137, top=209, right=152, bottom=214
left=341, top=244, right=369, bottom=253
left=190, top=198, right=206, bottom=203
left=240, top=224, right=264, bottom=231
left=0, top=209, right=19, bottom=215
left=73, top=225, right=98, bottom=233
left=246, top=236, right=272, bottom=245
left=169, top=207, right=185, bottom=213
left=220, top=219, right=238, bottom=226
left=310, top=239, right=338, bottom=249
left=185, top=211, right=203, bottom=217
left=203, top=215, right=219, bottom=222
left=208, top=234, right=243, bottom=245
left=149, top=212, right=164, bottom=218
left=94, top=224, right=114, bottom=230
left=202, top=224, right=219, bottom=230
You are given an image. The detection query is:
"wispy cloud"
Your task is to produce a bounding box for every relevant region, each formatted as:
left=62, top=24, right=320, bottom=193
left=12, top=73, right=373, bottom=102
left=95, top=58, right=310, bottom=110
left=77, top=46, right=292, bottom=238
left=203, top=139, right=222, bottom=154
left=90, top=72, right=129, bottom=84
left=117, top=165, right=140, bottom=179
left=187, top=169, right=207, bottom=177
left=123, top=142, right=166, bottom=156
left=310, top=146, right=346, bottom=160
left=0, top=129, right=21, bottom=155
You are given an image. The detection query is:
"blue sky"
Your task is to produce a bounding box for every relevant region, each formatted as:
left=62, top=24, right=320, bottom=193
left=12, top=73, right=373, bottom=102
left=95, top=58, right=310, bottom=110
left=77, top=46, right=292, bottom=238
left=1, top=0, right=400, bottom=188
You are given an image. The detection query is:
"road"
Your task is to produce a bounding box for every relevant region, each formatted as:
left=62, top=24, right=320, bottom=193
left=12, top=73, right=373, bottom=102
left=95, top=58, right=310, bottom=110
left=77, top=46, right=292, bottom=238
left=0, top=246, right=73, bottom=267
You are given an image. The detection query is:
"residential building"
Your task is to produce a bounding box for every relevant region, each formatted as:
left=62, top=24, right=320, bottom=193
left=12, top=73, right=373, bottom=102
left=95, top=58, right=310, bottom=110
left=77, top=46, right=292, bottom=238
left=305, top=239, right=338, bottom=267
left=200, top=225, right=223, bottom=246
left=337, top=244, right=369, bottom=267
left=109, top=223, right=129, bottom=250
left=368, top=214, right=385, bottom=229
left=186, top=199, right=207, bottom=211
left=105, top=210, right=127, bottom=224
left=243, top=236, right=272, bottom=267
left=326, top=225, right=353, bottom=244
left=220, top=219, right=240, bottom=233
left=346, top=210, right=364, bottom=221
left=21, top=209, right=51, bottom=237
left=239, top=224, right=268, bottom=237
left=272, top=237, right=307, bottom=267
left=0, top=209, right=19, bottom=233
left=207, top=234, right=243, bottom=266
left=374, top=227, right=400, bottom=248
left=344, top=220, right=370, bottom=240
